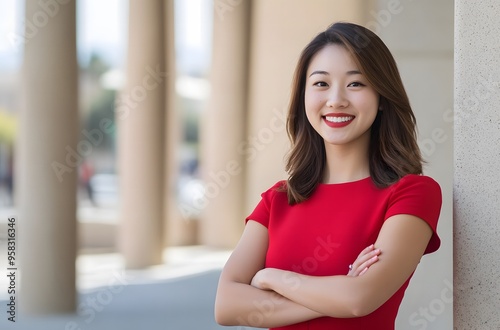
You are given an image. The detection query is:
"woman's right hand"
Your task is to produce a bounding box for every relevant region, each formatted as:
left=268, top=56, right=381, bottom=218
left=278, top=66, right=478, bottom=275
left=347, top=244, right=381, bottom=277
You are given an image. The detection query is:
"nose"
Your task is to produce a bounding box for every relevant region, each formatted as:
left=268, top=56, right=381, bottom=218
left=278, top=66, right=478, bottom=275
left=326, top=87, right=348, bottom=108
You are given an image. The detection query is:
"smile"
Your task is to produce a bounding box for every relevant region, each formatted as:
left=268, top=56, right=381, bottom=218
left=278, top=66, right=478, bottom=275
left=323, top=115, right=355, bottom=128
left=324, top=116, right=354, bottom=123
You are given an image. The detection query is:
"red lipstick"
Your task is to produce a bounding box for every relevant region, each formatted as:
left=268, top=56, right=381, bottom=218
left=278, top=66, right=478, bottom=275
left=323, top=113, right=355, bottom=128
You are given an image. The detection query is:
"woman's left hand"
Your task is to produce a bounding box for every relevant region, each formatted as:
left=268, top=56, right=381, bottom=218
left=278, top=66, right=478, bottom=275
left=347, top=244, right=381, bottom=277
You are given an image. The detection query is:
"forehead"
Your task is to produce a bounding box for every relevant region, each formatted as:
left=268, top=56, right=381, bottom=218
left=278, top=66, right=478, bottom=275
left=307, top=44, right=359, bottom=74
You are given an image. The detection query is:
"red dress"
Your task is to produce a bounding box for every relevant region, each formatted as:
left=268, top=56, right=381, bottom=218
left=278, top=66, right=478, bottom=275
left=246, top=174, right=442, bottom=330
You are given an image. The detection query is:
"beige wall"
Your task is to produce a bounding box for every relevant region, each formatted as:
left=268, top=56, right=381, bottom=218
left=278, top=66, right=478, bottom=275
left=375, top=1, right=454, bottom=329
left=244, top=0, right=371, bottom=214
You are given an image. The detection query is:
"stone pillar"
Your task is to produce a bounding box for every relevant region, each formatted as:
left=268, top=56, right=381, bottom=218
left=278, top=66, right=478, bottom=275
left=17, top=0, right=78, bottom=314
left=244, top=0, right=369, bottom=213
left=454, top=0, right=500, bottom=327
left=163, top=0, right=193, bottom=247
left=198, top=0, right=251, bottom=248
left=118, top=0, right=165, bottom=268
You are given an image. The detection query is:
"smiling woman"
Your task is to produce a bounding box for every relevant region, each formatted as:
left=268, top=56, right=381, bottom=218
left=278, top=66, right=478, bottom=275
left=214, top=22, right=442, bottom=330
left=304, top=44, right=379, bottom=159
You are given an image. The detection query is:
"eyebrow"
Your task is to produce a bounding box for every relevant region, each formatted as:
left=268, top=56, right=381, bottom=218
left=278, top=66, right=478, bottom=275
left=308, top=70, right=362, bottom=77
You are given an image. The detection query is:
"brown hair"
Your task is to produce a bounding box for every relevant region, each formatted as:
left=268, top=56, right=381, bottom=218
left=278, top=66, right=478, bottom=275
left=285, top=22, right=423, bottom=204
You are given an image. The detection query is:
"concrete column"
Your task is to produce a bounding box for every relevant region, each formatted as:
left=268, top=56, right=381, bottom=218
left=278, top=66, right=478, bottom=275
left=245, top=0, right=369, bottom=213
left=455, top=0, right=500, bottom=327
left=118, top=0, right=165, bottom=268
left=17, top=0, right=78, bottom=313
left=198, top=0, right=251, bottom=248
left=163, top=0, right=194, bottom=247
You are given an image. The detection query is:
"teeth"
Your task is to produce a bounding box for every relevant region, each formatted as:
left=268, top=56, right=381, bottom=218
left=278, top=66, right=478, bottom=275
left=325, top=116, right=353, bottom=123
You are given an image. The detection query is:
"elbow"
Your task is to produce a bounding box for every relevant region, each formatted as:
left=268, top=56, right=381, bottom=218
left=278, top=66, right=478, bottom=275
left=322, top=289, right=380, bottom=318
left=214, top=277, right=248, bottom=326
left=346, top=292, right=382, bottom=318
left=214, top=310, right=230, bottom=326
left=349, top=304, right=377, bottom=318
left=214, top=306, right=231, bottom=326
left=214, top=295, right=236, bottom=326
left=321, top=301, right=374, bottom=318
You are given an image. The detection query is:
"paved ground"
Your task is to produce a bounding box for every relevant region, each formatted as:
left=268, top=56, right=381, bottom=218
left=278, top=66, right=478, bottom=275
left=1, top=270, right=223, bottom=330
left=0, top=204, right=262, bottom=330
left=0, top=246, right=260, bottom=330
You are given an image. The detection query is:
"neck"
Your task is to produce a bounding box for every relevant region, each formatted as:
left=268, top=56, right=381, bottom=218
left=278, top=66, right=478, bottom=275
left=322, top=138, right=370, bottom=184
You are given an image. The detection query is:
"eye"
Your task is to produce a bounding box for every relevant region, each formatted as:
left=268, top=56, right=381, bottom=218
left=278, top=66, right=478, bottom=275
left=347, top=81, right=365, bottom=88
left=313, top=81, right=329, bottom=87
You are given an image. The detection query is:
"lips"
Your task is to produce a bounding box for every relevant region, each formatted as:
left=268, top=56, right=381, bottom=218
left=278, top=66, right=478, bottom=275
left=323, top=113, right=355, bottom=128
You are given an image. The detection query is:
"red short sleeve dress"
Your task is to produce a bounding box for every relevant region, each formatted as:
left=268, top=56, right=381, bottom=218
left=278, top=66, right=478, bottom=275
left=246, top=174, right=442, bottom=330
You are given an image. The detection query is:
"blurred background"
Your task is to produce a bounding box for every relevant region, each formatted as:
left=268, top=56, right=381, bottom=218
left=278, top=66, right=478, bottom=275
left=0, top=0, right=453, bottom=329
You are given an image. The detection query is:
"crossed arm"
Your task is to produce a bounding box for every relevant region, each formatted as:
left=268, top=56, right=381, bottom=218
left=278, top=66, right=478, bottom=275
left=214, top=214, right=433, bottom=327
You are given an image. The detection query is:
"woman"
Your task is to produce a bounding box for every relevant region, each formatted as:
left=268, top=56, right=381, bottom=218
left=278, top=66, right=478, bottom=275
left=215, top=22, right=441, bottom=329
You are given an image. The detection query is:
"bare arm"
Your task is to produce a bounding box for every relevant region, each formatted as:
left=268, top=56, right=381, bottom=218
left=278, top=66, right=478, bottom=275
left=214, top=220, right=323, bottom=328
left=251, top=214, right=433, bottom=317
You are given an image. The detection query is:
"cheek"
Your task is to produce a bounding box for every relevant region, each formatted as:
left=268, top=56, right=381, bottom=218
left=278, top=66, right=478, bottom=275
left=304, top=92, right=312, bottom=115
left=304, top=102, right=319, bottom=127
left=304, top=101, right=317, bottom=127
left=304, top=92, right=321, bottom=114
left=355, top=93, right=379, bottom=116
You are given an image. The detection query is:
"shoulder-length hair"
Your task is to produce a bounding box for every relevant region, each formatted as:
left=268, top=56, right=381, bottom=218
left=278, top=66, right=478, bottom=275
left=285, top=22, right=423, bottom=204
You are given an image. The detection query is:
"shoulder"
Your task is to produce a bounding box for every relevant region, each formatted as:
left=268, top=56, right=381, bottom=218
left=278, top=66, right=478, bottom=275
left=260, top=180, right=287, bottom=200
left=245, top=180, right=287, bottom=227
left=386, top=174, right=443, bottom=224
left=270, top=180, right=287, bottom=191
left=391, top=174, right=441, bottom=198
left=388, top=174, right=442, bottom=213
left=395, top=174, right=440, bottom=186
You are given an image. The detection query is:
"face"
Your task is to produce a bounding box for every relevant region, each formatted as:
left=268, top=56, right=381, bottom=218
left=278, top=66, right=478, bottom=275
left=304, top=44, right=379, bottom=148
